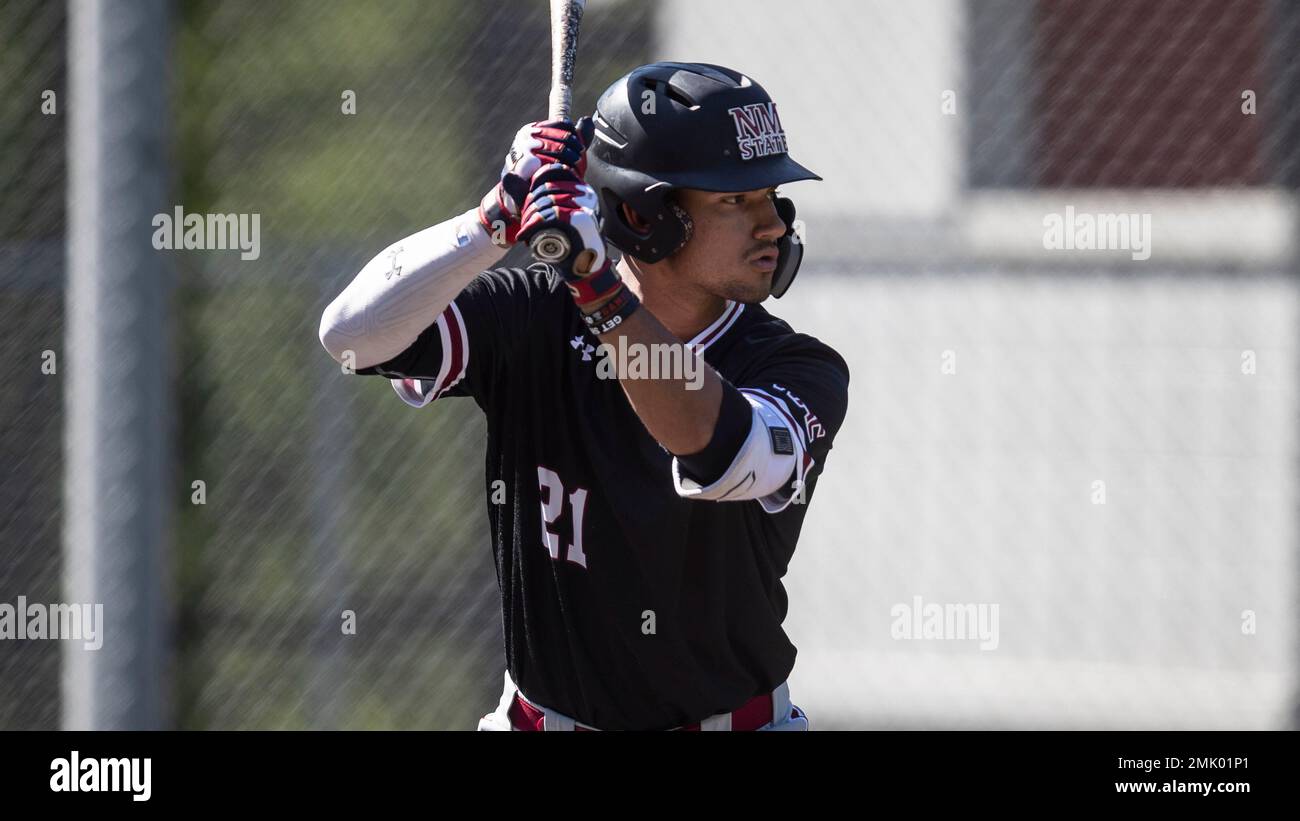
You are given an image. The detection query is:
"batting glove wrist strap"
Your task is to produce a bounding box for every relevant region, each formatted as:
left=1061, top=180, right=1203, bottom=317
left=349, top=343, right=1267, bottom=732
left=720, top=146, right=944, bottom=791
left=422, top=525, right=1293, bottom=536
left=565, top=260, right=623, bottom=307
left=580, top=282, right=640, bottom=335
left=478, top=184, right=525, bottom=246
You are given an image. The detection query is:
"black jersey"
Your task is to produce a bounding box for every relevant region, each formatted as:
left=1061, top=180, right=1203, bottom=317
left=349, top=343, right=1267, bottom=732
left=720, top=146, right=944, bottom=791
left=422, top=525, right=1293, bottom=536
left=358, top=263, right=850, bottom=730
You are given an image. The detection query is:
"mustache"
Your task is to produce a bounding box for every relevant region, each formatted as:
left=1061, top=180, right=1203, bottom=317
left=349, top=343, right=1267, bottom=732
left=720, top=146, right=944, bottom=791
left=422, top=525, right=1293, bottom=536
left=745, top=241, right=779, bottom=258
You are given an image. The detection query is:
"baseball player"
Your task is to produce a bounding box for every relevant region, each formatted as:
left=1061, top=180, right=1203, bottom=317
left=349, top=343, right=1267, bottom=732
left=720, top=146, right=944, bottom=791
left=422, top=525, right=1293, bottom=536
left=319, top=62, right=849, bottom=731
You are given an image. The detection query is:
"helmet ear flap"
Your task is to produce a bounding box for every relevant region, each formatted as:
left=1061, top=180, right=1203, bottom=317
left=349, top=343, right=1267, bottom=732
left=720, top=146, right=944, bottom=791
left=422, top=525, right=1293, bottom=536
left=770, top=196, right=803, bottom=299
left=592, top=176, right=690, bottom=263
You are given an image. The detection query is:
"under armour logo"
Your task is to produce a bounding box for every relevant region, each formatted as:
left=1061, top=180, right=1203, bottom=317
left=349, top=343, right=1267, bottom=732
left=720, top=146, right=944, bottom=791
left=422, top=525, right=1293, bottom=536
left=384, top=246, right=404, bottom=280
left=570, top=334, right=595, bottom=362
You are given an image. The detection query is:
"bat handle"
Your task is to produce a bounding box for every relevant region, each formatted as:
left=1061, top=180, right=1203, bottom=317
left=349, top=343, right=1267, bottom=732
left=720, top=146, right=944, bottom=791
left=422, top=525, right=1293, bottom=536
left=531, top=0, right=587, bottom=267
left=529, top=228, right=571, bottom=263
left=548, top=0, right=584, bottom=120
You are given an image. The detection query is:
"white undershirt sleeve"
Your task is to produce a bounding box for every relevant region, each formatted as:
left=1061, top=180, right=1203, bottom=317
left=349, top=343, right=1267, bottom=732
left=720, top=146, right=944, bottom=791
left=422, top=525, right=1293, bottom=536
left=318, top=207, right=507, bottom=370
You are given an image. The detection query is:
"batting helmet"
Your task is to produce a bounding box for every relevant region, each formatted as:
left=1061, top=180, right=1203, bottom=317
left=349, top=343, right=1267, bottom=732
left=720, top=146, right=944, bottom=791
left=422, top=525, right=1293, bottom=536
left=585, top=62, right=821, bottom=298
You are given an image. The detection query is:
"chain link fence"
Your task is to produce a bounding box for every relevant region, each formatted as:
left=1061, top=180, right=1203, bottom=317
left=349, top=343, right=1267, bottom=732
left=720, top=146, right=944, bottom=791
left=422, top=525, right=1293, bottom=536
left=0, top=0, right=66, bottom=730
left=1, top=0, right=1296, bottom=729
left=171, top=0, right=654, bottom=729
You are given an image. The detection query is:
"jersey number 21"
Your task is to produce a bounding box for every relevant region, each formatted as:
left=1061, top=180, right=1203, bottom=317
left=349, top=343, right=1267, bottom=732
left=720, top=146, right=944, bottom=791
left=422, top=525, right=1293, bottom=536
left=537, top=466, right=589, bottom=569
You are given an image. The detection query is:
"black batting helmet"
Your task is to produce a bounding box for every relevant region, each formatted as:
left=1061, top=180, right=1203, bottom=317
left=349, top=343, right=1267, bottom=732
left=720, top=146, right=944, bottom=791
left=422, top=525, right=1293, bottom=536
left=585, top=62, right=820, bottom=298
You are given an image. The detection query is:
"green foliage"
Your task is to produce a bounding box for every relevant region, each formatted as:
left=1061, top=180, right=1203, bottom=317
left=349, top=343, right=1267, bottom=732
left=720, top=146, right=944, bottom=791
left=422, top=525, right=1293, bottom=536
left=175, top=0, right=478, bottom=241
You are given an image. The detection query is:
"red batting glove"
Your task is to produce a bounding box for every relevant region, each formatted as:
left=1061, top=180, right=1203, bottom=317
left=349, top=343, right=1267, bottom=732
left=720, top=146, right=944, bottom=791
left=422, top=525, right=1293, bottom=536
left=518, top=163, right=623, bottom=308
left=478, top=117, right=595, bottom=248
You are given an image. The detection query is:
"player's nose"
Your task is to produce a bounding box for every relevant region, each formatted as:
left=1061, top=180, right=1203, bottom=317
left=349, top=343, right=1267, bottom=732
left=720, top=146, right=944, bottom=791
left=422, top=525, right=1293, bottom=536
left=754, top=201, right=786, bottom=242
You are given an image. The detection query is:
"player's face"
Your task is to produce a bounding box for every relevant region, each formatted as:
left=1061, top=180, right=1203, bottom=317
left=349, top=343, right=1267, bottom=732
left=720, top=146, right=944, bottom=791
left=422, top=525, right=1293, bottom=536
left=670, top=187, right=788, bottom=304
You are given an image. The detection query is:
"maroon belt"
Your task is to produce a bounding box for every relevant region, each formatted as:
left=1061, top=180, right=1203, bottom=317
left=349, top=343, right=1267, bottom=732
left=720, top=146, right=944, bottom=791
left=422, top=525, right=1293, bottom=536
left=508, top=691, right=778, bottom=731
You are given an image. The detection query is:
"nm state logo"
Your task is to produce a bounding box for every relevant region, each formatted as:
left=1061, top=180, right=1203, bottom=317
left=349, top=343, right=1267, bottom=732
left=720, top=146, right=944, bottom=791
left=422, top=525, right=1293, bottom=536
left=727, top=102, right=789, bottom=161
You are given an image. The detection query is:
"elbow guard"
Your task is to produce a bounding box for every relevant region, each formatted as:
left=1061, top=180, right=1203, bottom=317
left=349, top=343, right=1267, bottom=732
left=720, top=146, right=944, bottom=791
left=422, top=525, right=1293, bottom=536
left=671, top=392, right=811, bottom=513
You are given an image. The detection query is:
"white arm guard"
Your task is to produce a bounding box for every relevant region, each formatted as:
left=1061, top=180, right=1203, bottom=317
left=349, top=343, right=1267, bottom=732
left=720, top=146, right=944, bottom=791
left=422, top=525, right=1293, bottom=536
left=671, top=392, right=811, bottom=514
left=318, top=207, right=506, bottom=370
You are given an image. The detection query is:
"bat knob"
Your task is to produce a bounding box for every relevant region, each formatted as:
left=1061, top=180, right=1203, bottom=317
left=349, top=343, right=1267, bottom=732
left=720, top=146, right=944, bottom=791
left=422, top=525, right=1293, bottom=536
left=530, top=230, right=571, bottom=263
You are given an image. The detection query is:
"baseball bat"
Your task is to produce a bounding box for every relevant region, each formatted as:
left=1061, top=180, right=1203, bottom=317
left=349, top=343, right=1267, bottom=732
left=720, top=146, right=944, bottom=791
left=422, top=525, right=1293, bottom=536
left=528, top=0, right=590, bottom=269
